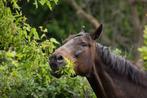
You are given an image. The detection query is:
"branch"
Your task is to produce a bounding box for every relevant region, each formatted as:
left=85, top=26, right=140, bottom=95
left=65, top=0, right=99, bottom=29
left=65, top=0, right=112, bottom=44
left=130, top=0, right=147, bottom=3
left=141, top=0, right=147, bottom=3
left=142, top=1, right=147, bottom=25
left=128, top=0, right=144, bottom=66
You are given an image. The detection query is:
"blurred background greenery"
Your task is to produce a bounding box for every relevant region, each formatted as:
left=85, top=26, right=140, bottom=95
left=22, top=0, right=147, bottom=62
left=0, top=0, right=146, bottom=98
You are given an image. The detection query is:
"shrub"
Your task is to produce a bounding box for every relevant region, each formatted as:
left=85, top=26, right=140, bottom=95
left=139, top=26, right=147, bottom=69
left=0, top=1, right=95, bottom=98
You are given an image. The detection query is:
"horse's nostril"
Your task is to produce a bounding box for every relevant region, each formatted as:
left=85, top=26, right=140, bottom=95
left=57, top=55, right=63, bottom=60
left=49, top=54, right=64, bottom=63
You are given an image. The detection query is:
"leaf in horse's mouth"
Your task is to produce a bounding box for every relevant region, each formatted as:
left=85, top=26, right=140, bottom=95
left=59, top=58, right=76, bottom=76
left=51, top=58, right=76, bottom=77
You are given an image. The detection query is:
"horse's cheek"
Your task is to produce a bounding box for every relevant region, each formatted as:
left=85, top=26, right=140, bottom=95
left=74, top=64, right=84, bottom=75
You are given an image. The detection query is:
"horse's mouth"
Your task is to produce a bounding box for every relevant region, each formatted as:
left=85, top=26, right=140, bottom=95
left=49, top=59, right=77, bottom=78
left=49, top=62, right=66, bottom=78
left=50, top=65, right=77, bottom=78
left=50, top=70, right=62, bottom=78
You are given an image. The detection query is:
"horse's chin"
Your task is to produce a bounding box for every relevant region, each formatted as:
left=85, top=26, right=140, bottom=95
left=51, top=70, right=77, bottom=78
left=50, top=70, right=62, bottom=78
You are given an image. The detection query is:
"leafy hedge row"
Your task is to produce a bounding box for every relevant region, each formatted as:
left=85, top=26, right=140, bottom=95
left=139, top=26, right=147, bottom=69
left=0, top=0, right=95, bottom=98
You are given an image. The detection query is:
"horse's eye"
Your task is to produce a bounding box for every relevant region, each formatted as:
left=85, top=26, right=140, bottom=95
left=74, top=50, right=82, bottom=58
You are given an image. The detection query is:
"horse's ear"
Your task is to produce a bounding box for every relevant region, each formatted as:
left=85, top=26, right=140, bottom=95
left=90, top=24, right=103, bottom=40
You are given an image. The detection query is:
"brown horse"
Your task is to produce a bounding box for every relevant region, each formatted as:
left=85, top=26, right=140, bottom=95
left=49, top=24, right=147, bottom=98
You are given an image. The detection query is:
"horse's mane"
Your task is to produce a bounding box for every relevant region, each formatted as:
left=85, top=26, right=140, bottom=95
left=96, top=43, right=147, bottom=87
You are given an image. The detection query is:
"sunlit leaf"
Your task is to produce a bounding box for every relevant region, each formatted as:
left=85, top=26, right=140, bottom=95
left=54, top=0, right=59, bottom=4
left=139, top=26, right=147, bottom=69
left=39, top=0, right=46, bottom=5
left=47, top=1, right=52, bottom=10
left=50, top=38, right=59, bottom=44
left=31, top=28, right=40, bottom=40
left=33, top=0, right=38, bottom=8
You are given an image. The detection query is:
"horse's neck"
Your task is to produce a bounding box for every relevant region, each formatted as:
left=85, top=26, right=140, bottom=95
left=94, top=57, right=125, bottom=98
left=86, top=73, right=107, bottom=98
left=103, top=64, right=147, bottom=98
left=96, top=43, right=147, bottom=87
left=94, top=43, right=147, bottom=98
left=86, top=66, right=124, bottom=98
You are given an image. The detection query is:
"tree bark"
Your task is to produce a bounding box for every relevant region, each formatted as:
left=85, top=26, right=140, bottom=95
left=64, top=0, right=111, bottom=44
left=65, top=0, right=99, bottom=29
left=128, top=0, right=144, bottom=68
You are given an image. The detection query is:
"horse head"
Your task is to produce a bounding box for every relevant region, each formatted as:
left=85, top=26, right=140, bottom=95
left=49, top=24, right=103, bottom=77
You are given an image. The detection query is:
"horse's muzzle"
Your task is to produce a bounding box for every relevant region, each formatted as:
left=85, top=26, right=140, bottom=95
left=49, top=54, right=66, bottom=77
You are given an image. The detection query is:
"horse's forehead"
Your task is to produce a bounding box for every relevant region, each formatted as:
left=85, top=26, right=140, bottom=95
left=67, top=36, right=88, bottom=45
left=63, top=38, right=80, bottom=47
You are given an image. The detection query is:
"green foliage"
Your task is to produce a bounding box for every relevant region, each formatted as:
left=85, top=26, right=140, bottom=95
left=22, top=0, right=145, bottom=60
left=112, top=48, right=122, bottom=56
left=56, top=58, right=76, bottom=76
left=22, top=1, right=93, bottom=41
left=3, top=0, right=59, bottom=10
left=0, top=0, right=95, bottom=98
left=63, top=58, right=76, bottom=75
left=33, top=0, right=59, bottom=10
left=139, top=26, right=147, bottom=69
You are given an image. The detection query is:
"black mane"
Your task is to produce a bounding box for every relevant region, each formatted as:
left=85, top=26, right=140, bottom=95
left=96, top=43, right=147, bottom=87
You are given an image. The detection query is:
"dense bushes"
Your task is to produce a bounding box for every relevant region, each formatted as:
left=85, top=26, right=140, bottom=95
left=0, top=0, right=95, bottom=98
left=0, top=0, right=146, bottom=97
left=139, top=26, right=147, bottom=69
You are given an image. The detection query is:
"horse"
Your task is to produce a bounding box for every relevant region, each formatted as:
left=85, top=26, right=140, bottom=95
left=49, top=24, right=147, bottom=98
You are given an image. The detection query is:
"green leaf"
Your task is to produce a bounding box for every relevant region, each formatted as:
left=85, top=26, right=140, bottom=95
left=39, top=0, right=46, bottom=5
left=54, top=0, right=59, bottom=4
left=46, top=1, right=52, bottom=10
left=50, top=38, right=59, bottom=44
left=33, top=0, right=38, bottom=8
left=6, top=51, right=16, bottom=58
left=41, top=34, right=46, bottom=39
left=31, top=28, right=40, bottom=40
